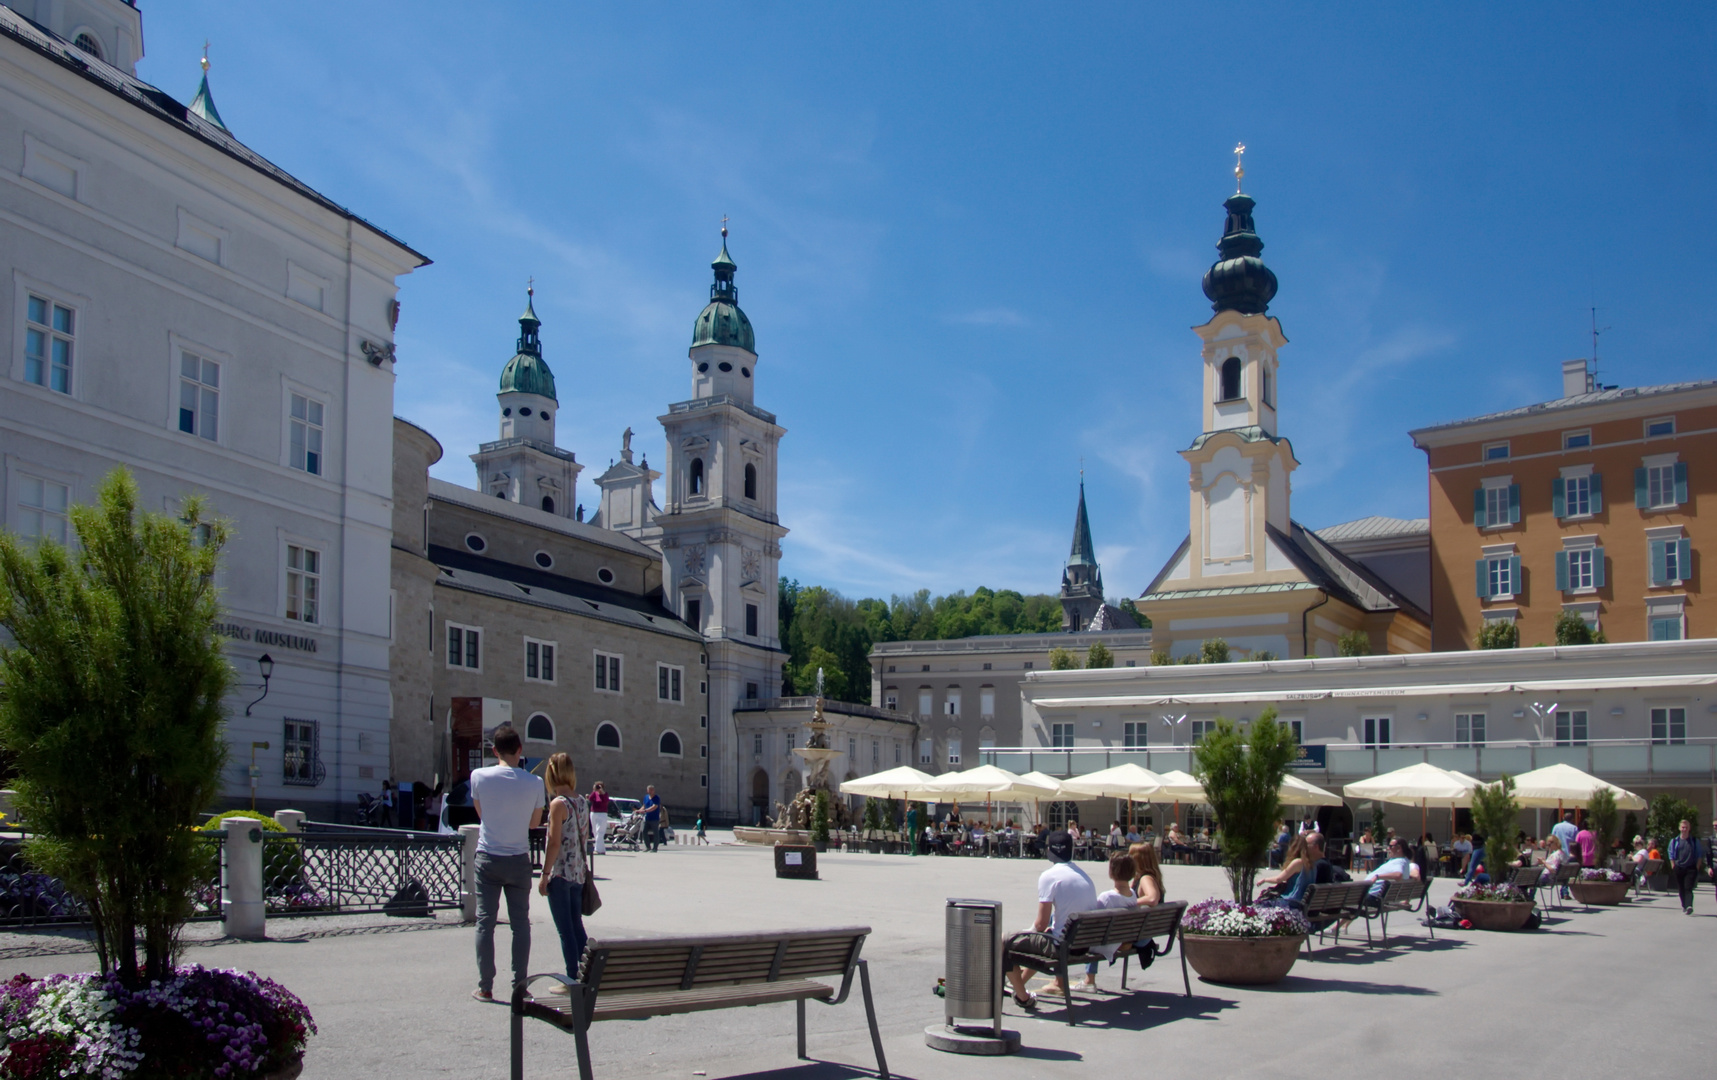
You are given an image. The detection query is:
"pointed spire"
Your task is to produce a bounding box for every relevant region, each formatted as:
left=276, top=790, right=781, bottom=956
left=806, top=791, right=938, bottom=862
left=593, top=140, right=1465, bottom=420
left=711, top=217, right=737, bottom=301
left=189, top=42, right=228, bottom=132
left=1067, top=479, right=1098, bottom=569
left=517, top=280, right=541, bottom=355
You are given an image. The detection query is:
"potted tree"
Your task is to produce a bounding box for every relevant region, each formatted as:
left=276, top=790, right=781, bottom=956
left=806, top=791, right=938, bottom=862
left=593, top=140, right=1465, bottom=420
left=862, top=798, right=885, bottom=854
left=0, top=471, right=317, bottom=1076
left=1185, top=709, right=1305, bottom=983
left=811, top=791, right=831, bottom=853
left=1451, top=774, right=1536, bottom=930
left=1569, top=790, right=1630, bottom=905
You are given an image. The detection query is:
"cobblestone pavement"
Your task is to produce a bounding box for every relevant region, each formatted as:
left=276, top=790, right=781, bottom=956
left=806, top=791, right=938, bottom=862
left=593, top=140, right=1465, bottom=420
left=1, top=835, right=1701, bottom=1079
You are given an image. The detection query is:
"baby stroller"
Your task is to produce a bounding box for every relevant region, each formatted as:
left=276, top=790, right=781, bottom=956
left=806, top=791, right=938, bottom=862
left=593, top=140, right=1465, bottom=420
left=608, top=810, right=645, bottom=852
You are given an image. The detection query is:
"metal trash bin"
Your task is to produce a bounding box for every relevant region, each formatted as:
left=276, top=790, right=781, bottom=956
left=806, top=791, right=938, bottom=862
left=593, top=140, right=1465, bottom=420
left=929, top=898, right=1018, bottom=1054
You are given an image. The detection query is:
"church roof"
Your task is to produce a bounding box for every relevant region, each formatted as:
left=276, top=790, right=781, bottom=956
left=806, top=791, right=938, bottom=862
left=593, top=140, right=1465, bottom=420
left=1409, top=378, right=1717, bottom=440
left=692, top=236, right=756, bottom=351
left=499, top=290, right=557, bottom=400
left=1067, top=481, right=1098, bottom=569
left=1086, top=603, right=1139, bottom=631
left=0, top=9, right=427, bottom=267
left=188, top=69, right=226, bottom=131
left=1201, top=192, right=1278, bottom=316
left=1315, top=516, right=1429, bottom=544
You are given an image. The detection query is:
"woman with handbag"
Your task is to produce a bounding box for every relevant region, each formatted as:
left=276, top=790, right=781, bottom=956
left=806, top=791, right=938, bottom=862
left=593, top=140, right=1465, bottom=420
left=538, top=753, right=595, bottom=991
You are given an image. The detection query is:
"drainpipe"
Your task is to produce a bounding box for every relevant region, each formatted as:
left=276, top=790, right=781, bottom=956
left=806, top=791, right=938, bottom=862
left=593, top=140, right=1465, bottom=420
left=1301, top=590, right=1330, bottom=659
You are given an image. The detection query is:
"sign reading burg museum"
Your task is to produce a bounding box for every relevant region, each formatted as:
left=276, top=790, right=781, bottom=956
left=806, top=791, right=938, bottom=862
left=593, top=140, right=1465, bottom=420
left=215, top=622, right=318, bottom=653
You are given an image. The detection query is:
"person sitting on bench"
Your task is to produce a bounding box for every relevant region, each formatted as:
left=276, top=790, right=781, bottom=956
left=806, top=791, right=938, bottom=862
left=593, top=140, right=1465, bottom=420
left=1346, top=837, right=1420, bottom=925
left=1257, top=832, right=1332, bottom=910
left=1003, top=830, right=1099, bottom=1009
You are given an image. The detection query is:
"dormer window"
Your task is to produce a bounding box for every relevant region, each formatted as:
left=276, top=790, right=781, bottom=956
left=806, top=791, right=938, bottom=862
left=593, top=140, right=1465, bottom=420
left=1219, top=357, right=1242, bottom=402
left=689, top=458, right=705, bottom=496
left=73, top=33, right=103, bottom=60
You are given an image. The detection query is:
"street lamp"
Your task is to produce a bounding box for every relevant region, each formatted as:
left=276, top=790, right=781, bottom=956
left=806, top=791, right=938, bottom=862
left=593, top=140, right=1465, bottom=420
left=245, top=654, right=275, bottom=717
left=249, top=741, right=271, bottom=813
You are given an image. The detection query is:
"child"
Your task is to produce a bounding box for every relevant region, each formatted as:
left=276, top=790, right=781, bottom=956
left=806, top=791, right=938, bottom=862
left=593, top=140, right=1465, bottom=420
left=1079, top=854, right=1138, bottom=990
left=695, top=816, right=708, bottom=845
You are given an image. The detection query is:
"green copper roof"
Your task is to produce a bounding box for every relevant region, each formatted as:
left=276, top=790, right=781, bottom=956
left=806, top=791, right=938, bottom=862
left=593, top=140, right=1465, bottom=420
left=1067, top=481, right=1098, bottom=568
left=498, top=289, right=557, bottom=401
left=691, top=236, right=755, bottom=352
left=189, top=71, right=227, bottom=131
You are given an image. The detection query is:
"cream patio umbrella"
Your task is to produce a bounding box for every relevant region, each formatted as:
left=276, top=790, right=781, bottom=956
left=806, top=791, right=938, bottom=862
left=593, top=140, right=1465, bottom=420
left=1153, top=769, right=1205, bottom=830
left=837, top=765, right=941, bottom=803
left=1057, top=763, right=1170, bottom=831
left=1504, top=763, right=1647, bottom=811
left=1344, top=761, right=1479, bottom=838
left=920, top=765, right=1061, bottom=826
left=1015, top=771, right=1067, bottom=827
left=1278, top=773, right=1344, bottom=807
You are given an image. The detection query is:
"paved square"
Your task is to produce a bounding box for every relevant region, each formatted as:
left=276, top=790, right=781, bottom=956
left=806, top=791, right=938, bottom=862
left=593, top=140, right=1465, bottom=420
left=2, top=838, right=1704, bottom=1079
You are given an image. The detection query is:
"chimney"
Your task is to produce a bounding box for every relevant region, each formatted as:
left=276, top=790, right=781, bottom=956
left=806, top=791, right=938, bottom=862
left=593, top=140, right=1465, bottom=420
left=1562, top=358, right=1592, bottom=398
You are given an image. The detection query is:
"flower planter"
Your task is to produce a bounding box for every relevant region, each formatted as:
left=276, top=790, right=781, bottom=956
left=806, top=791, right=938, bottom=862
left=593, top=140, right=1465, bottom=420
left=1568, top=880, right=1631, bottom=906
left=866, top=840, right=884, bottom=854
left=1181, top=933, right=1305, bottom=985
left=264, top=1056, right=305, bottom=1080
left=812, top=839, right=828, bottom=853
left=1451, top=898, right=1535, bottom=931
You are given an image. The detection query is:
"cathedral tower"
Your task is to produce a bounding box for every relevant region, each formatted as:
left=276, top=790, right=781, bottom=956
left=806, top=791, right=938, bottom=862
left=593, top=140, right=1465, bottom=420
left=655, top=230, right=787, bottom=820
left=471, top=289, right=582, bottom=517
left=1060, top=481, right=1105, bottom=631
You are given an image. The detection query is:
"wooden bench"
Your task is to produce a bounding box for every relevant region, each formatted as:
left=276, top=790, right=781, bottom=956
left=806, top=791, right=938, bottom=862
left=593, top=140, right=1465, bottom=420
left=1013, top=901, right=1190, bottom=1027
left=1507, top=864, right=1545, bottom=903
left=1299, top=882, right=1371, bottom=956
left=1359, top=878, right=1432, bottom=946
left=510, top=926, right=887, bottom=1080
left=1543, top=862, right=1581, bottom=911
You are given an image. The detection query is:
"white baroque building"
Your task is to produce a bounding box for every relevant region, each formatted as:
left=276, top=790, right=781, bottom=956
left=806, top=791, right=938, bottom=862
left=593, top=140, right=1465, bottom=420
left=0, top=3, right=427, bottom=817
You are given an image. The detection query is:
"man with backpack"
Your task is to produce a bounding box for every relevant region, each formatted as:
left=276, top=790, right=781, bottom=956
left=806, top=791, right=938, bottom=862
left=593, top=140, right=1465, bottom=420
left=1669, top=819, right=1703, bottom=915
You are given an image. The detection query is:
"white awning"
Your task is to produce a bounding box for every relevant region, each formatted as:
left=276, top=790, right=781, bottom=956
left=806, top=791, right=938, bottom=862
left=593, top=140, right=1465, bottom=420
left=1031, top=672, right=1717, bottom=711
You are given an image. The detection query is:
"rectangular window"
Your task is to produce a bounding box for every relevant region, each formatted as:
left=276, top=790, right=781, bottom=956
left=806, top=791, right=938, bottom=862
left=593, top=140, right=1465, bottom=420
left=1567, top=548, right=1594, bottom=591
left=919, top=738, right=933, bottom=764
left=1483, top=441, right=1510, bottom=461
left=24, top=295, right=73, bottom=394
left=290, top=394, right=325, bottom=476
left=684, top=597, right=701, bottom=630
left=1649, top=537, right=1692, bottom=586
left=1647, top=464, right=1677, bottom=509
left=980, top=688, right=996, bottom=716
left=1562, top=429, right=1591, bottom=449
left=895, top=742, right=901, bottom=764
left=745, top=603, right=758, bottom=637
left=1478, top=555, right=1516, bottom=599
left=1050, top=722, right=1075, bottom=748
left=848, top=737, right=856, bottom=760
left=1485, top=486, right=1511, bottom=527
left=944, top=691, right=961, bottom=716
left=1455, top=712, right=1486, bottom=748
left=1122, top=721, right=1147, bottom=749
left=918, top=690, right=933, bottom=716
left=657, top=663, right=684, bottom=703
left=1651, top=707, right=1687, bottom=746
left=1287, top=719, right=1304, bottom=743
left=1363, top=716, right=1391, bottom=748
left=1650, top=616, right=1684, bottom=641
left=282, top=719, right=320, bottom=786
left=947, top=738, right=962, bottom=766
left=524, top=638, right=556, bottom=683
left=1189, top=719, right=1215, bottom=742
left=1559, top=474, right=1596, bottom=518
left=1554, top=709, right=1588, bottom=746
left=594, top=651, right=622, bottom=693
left=884, top=692, right=899, bottom=711
left=16, top=475, right=69, bottom=545
left=753, top=733, right=763, bottom=756
left=1646, top=417, right=1676, bottom=438
left=872, top=740, right=879, bottom=768
left=178, top=353, right=219, bottom=441
left=446, top=623, right=481, bottom=669
left=286, top=544, right=320, bottom=624
left=746, top=682, right=758, bottom=700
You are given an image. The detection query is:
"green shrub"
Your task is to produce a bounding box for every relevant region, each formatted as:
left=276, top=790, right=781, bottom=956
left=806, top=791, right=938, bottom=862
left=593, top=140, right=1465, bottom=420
left=1085, top=641, right=1114, bottom=669
left=1554, top=612, right=1595, bottom=646
left=1647, top=794, right=1700, bottom=849
left=1150, top=649, right=1171, bottom=666
left=812, top=791, right=831, bottom=843
left=198, top=811, right=302, bottom=891
left=1337, top=630, right=1371, bottom=657
left=1048, top=647, right=1081, bottom=670
left=1192, top=707, right=1297, bottom=902
left=1470, top=775, right=1520, bottom=883
left=1476, top=620, right=1518, bottom=649
left=1199, top=639, right=1231, bottom=664
left=1587, top=789, right=1618, bottom=866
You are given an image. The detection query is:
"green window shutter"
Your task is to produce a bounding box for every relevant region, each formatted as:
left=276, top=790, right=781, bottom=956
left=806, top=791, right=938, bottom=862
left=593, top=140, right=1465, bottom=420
left=1552, top=477, right=1565, bottom=518
left=1508, top=484, right=1521, bottom=524
left=1473, top=488, right=1487, bottom=528
left=1593, top=547, right=1606, bottom=589
left=1509, top=555, right=1522, bottom=596
left=1555, top=551, right=1569, bottom=592
left=1650, top=539, right=1668, bottom=586
left=1678, top=538, right=1692, bottom=582
left=1635, top=468, right=1649, bottom=508
left=1475, top=559, right=1489, bottom=598
left=1674, top=462, right=1688, bottom=505
left=1590, top=472, right=1604, bottom=513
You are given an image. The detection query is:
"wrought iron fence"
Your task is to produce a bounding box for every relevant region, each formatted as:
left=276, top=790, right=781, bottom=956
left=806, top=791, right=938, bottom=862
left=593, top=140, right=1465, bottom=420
left=0, top=831, right=225, bottom=928
left=261, top=832, right=463, bottom=916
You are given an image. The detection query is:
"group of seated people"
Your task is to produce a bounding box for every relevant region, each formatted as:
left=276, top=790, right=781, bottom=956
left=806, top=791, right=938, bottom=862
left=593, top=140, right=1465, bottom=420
left=1001, top=831, right=1168, bottom=1008
left=1259, top=831, right=1422, bottom=925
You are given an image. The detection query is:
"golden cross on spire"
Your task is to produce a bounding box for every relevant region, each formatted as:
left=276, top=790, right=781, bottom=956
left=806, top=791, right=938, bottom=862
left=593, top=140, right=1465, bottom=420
left=1233, top=142, right=1246, bottom=193
left=527, top=276, right=534, bottom=298
left=721, top=214, right=729, bottom=240
left=201, top=40, right=211, bottom=73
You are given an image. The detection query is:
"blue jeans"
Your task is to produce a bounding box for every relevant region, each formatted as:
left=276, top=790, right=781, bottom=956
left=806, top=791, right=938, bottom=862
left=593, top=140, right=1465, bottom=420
left=474, top=852, right=532, bottom=995
left=545, top=877, right=587, bottom=978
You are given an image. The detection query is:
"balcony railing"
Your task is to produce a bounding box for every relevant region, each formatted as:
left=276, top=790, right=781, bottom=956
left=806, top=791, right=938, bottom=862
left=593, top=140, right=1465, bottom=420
left=982, top=737, right=1717, bottom=783
left=735, top=697, right=913, bottom=723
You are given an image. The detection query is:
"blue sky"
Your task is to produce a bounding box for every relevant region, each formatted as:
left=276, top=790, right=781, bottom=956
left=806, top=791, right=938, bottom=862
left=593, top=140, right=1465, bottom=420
left=139, top=4, right=1716, bottom=602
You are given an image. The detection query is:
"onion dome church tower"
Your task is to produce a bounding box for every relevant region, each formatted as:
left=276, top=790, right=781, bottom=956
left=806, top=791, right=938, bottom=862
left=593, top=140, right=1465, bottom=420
left=655, top=227, right=787, bottom=821
left=1135, top=149, right=1429, bottom=658
left=471, top=288, right=582, bottom=517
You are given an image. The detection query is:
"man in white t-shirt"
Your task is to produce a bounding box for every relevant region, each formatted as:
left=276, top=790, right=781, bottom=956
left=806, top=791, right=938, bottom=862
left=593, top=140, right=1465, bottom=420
left=469, top=726, right=545, bottom=1002
left=1003, top=830, right=1100, bottom=1009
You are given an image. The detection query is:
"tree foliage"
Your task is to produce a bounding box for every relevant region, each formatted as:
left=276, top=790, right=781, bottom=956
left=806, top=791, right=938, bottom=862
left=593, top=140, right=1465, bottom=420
left=1587, top=789, right=1618, bottom=866
left=778, top=580, right=1064, bottom=703
left=1198, top=638, right=1231, bottom=664
left=0, top=469, right=231, bottom=986
left=811, top=790, right=831, bottom=843
left=1476, top=620, right=1518, bottom=650
left=1647, top=794, right=1700, bottom=848
left=1048, top=647, right=1081, bottom=671
left=1118, top=597, right=1150, bottom=628
left=1191, top=707, right=1298, bottom=902
left=1553, top=611, right=1607, bottom=646
left=1085, top=641, right=1114, bottom=669
left=1470, top=775, right=1521, bottom=881
left=1337, top=630, right=1371, bottom=657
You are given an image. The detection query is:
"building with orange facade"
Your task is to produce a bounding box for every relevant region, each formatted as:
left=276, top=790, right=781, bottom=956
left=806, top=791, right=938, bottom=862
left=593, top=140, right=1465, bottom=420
left=1411, top=360, right=1715, bottom=651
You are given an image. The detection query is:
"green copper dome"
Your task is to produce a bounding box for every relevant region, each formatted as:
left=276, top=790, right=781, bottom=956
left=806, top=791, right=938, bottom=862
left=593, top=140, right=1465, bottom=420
left=498, top=290, right=558, bottom=401
left=691, top=239, right=756, bottom=352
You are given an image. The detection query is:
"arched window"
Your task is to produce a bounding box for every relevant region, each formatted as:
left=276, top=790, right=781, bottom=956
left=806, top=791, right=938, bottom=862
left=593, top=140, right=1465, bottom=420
left=525, top=713, right=555, bottom=742
left=72, top=32, right=103, bottom=59
left=541, top=496, right=555, bottom=514
left=689, top=458, right=705, bottom=496
left=659, top=731, right=683, bottom=757
left=1220, top=357, right=1242, bottom=402
left=595, top=722, right=621, bottom=750
left=744, top=463, right=757, bottom=500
